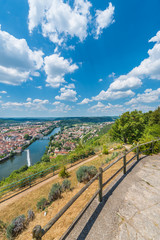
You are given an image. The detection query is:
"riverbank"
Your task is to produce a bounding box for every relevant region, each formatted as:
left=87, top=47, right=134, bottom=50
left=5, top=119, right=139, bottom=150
left=0, top=127, right=60, bottom=181
left=0, top=138, right=36, bottom=163
left=0, top=125, right=57, bottom=163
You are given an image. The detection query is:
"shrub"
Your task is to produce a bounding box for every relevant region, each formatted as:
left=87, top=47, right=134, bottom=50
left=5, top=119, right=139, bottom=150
left=20, top=165, right=28, bottom=172
left=105, top=157, right=110, bottom=163
left=8, top=165, right=28, bottom=177
left=6, top=215, right=26, bottom=239
left=68, top=147, right=95, bottom=163
left=153, top=141, right=160, bottom=153
left=37, top=198, right=48, bottom=211
left=117, top=144, right=123, bottom=149
left=76, top=166, right=98, bottom=183
left=27, top=210, right=35, bottom=222
left=48, top=183, right=62, bottom=203
left=114, top=145, right=123, bottom=150
left=102, top=145, right=109, bottom=155
left=105, top=152, right=119, bottom=163
left=139, top=135, right=154, bottom=155
left=139, top=134, right=160, bottom=155
left=112, top=151, right=119, bottom=158
left=61, top=179, right=71, bottom=192
left=59, top=166, right=69, bottom=178
left=41, top=154, right=50, bottom=162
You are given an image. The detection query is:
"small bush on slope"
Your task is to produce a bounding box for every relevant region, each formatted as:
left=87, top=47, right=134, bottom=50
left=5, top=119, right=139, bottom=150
left=48, top=183, right=62, bottom=203
left=59, top=166, right=69, bottom=178
left=6, top=215, right=26, bottom=239
left=76, top=166, right=98, bottom=183
left=37, top=198, right=48, bottom=211
left=61, top=179, right=71, bottom=192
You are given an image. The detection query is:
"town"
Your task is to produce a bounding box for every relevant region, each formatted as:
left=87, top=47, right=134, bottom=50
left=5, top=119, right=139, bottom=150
left=49, top=122, right=113, bottom=157
left=0, top=120, right=113, bottom=162
left=0, top=121, right=57, bottom=160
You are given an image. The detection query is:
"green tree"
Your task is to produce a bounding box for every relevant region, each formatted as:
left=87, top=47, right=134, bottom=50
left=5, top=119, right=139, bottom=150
left=110, top=110, right=145, bottom=143
left=59, top=166, right=69, bottom=178
left=41, top=154, right=50, bottom=162
left=24, top=134, right=32, bottom=140
left=102, top=145, right=109, bottom=154
left=149, top=107, right=160, bottom=125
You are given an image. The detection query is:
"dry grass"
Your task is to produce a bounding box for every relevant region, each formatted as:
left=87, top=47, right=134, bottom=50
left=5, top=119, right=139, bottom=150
left=0, top=154, right=100, bottom=202
left=0, top=149, right=135, bottom=240
left=0, top=154, right=106, bottom=222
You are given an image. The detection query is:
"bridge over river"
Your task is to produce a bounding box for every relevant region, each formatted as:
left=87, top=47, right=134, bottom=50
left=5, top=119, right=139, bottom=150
left=63, top=154, right=160, bottom=240
left=40, top=136, right=50, bottom=140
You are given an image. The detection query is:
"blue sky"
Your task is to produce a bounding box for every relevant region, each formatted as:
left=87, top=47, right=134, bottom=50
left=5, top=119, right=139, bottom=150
left=0, top=0, right=160, bottom=117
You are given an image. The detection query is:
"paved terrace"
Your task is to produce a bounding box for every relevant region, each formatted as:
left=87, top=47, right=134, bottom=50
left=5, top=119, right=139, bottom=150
left=63, top=154, right=160, bottom=240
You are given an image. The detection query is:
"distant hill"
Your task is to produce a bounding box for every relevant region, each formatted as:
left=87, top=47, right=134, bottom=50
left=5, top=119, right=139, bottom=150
left=56, top=116, right=118, bottom=124
left=0, top=116, right=118, bottom=125
left=0, top=118, right=55, bottom=124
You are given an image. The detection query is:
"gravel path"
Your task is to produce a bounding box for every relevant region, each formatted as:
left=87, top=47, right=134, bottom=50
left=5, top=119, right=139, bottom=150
left=63, top=154, right=160, bottom=240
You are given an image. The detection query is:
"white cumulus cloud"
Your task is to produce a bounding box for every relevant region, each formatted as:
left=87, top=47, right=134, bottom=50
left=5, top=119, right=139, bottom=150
left=36, top=86, right=42, bottom=89
left=1, top=98, right=49, bottom=111
left=33, top=99, right=49, bottom=104
left=126, top=88, right=160, bottom=105
left=98, top=78, right=103, bottom=82
left=55, top=86, right=78, bottom=102
left=0, top=91, right=7, bottom=94
left=109, top=76, right=142, bottom=91
left=95, top=2, right=115, bottom=38
left=44, top=54, right=78, bottom=88
left=78, top=98, right=92, bottom=104
left=28, top=0, right=92, bottom=44
left=149, top=31, right=160, bottom=43
left=127, top=104, right=156, bottom=112
left=28, top=0, right=115, bottom=44
left=89, top=102, right=124, bottom=114
left=26, top=98, right=32, bottom=102
left=93, top=89, right=135, bottom=101
left=51, top=102, right=72, bottom=113
left=90, top=101, right=105, bottom=109
left=0, top=27, right=44, bottom=85
left=108, top=31, right=160, bottom=92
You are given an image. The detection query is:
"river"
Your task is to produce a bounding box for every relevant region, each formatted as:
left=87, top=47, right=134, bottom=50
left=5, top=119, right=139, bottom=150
left=0, top=127, right=60, bottom=181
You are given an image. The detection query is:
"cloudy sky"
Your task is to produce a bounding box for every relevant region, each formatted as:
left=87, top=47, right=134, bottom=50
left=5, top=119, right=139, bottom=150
left=0, top=0, right=160, bottom=117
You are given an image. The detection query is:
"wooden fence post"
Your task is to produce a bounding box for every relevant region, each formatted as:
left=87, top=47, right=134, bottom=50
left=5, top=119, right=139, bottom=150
left=98, top=167, right=103, bottom=202
left=29, top=177, right=32, bottom=187
left=137, top=145, right=139, bottom=161
left=123, top=153, right=126, bottom=174
left=151, top=140, right=154, bottom=154
left=32, top=225, right=44, bottom=240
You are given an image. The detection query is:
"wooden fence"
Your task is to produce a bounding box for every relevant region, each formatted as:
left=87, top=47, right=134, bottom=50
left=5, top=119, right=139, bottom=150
left=0, top=165, right=58, bottom=199
left=0, top=152, right=95, bottom=201
left=32, top=138, right=160, bottom=240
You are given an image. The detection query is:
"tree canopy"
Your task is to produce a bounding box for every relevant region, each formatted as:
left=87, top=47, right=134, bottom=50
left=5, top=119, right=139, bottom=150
left=110, top=108, right=160, bottom=144
left=24, top=134, right=32, bottom=140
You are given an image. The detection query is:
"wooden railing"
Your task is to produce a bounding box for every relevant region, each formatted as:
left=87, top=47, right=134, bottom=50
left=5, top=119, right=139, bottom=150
left=0, top=165, right=57, bottom=199
left=0, top=153, right=95, bottom=202
left=32, top=139, right=160, bottom=240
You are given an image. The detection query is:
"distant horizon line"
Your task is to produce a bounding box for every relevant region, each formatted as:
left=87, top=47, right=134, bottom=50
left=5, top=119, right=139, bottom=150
left=0, top=116, right=118, bottom=119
